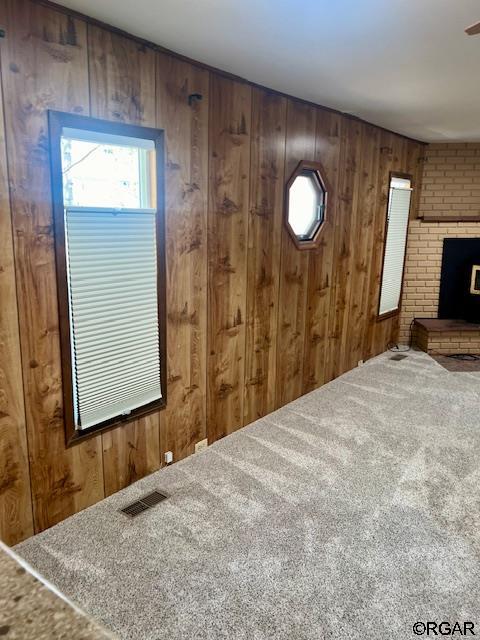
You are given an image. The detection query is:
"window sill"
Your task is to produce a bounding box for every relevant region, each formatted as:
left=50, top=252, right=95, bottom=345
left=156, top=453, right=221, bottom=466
left=377, top=309, right=400, bottom=322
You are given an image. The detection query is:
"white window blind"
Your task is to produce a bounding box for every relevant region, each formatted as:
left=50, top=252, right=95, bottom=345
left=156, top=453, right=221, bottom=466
left=65, top=207, right=162, bottom=430
left=379, top=178, right=412, bottom=316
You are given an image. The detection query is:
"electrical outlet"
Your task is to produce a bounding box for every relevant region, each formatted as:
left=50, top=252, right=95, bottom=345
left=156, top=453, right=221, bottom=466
left=195, top=439, right=208, bottom=454
left=164, top=451, right=173, bottom=465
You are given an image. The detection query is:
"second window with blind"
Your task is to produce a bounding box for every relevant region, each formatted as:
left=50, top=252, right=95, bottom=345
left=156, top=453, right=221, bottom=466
left=378, top=173, right=413, bottom=319
left=49, top=111, right=166, bottom=445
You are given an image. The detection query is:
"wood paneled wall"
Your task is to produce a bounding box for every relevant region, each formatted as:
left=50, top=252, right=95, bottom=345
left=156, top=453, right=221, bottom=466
left=0, top=0, right=424, bottom=544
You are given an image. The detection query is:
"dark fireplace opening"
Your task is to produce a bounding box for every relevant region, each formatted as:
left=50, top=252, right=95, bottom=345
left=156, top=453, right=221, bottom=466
left=438, top=238, right=480, bottom=324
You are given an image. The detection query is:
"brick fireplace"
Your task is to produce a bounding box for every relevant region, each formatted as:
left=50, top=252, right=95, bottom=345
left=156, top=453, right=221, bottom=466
left=398, top=142, right=480, bottom=355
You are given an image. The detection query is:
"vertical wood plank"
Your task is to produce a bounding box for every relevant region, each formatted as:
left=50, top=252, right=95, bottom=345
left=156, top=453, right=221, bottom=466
left=363, top=132, right=395, bottom=359
left=156, top=53, right=209, bottom=460
left=87, top=25, right=161, bottom=495
left=325, top=118, right=364, bottom=381
left=302, top=110, right=342, bottom=393
left=244, top=88, right=286, bottom=425
left=345, top=124, right=382, bottom=370
left=207, top=75, right=251, bottom=442
left=275, top=99, right=317, bottom=407
left=88, top=25, right=156, bottom=125
left=0, top=0, right=104, bottom=532
left=0, top=50, right=34, bottom=545
left=101, top=414, right=160, bottom=495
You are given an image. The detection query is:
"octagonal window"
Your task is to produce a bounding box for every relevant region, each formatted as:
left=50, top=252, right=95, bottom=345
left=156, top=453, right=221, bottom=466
left=286, top=162, right=328, bottom=248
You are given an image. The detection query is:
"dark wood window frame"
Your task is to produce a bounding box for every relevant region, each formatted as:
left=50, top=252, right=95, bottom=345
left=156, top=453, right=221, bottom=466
left=284, top=160, right=331, bottom=251
left=48, top=110, right=167, bottom=447
left=377, top=171, right=413, bottom=322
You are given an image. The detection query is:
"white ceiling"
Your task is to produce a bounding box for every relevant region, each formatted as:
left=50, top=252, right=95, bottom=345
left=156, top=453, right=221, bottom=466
left=54, top=0, right=480, bottom=142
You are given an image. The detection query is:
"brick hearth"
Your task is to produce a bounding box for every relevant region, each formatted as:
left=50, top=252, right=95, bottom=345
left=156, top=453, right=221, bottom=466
left=414, top=318, right=480, bottom=355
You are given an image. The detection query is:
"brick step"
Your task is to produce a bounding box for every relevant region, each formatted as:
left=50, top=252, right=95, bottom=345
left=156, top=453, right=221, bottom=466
left=414, top=318, right=480, bottom=355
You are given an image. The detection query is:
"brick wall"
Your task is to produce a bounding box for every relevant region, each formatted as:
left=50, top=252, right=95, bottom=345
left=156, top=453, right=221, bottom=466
left=420, top=143, right=480, bottom=220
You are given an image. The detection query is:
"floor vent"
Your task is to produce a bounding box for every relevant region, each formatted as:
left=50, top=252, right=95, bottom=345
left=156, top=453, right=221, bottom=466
left=120, top=490, right=168, bottom=518
left=390, top=354, right=408, bottom=361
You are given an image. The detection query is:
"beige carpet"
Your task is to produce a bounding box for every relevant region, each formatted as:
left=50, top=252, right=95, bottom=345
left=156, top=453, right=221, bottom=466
left=16, top=351, right=480, bottom=640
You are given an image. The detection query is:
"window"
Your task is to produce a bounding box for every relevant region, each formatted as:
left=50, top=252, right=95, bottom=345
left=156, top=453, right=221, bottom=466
left=49, top=111, right=166, bottom=444
left=378, top=174, right=413, bottom=318
left=285, top=161, right=329, bottom=249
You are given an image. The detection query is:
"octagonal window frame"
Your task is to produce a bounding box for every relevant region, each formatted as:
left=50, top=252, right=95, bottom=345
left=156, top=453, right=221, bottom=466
left=285, top=160, right=330, bottom=250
